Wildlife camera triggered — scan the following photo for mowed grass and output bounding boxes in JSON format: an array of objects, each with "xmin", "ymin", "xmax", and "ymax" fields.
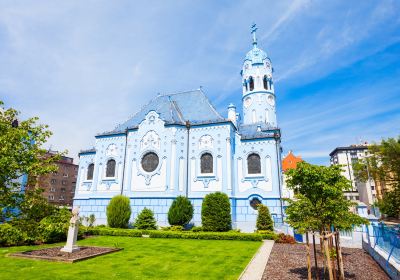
[{"xmin": 0, "ymin": 236, "xmax": 261, "ymax": 280}]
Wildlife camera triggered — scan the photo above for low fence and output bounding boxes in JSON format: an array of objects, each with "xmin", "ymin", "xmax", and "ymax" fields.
[{"xmin": 363, "ymin": 223, "xmax": 400, "ymax": 279}]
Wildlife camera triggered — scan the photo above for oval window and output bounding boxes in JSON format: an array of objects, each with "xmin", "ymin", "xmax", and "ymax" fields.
[
  {"xmin": 141, "ymin": 152, "xmax": 159, "ymax": 172},
  {"xmin": 250, "ymin": 197, "xmax": 262, "ymax": 210}
]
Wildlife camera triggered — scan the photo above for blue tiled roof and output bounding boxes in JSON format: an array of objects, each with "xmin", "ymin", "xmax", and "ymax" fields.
[
  {"xmin": 103, "ymin": 90, "xmax": 225, "ymax": 135},
  {"xmin": 238, "ymin": 123, "xmax": 279, "ymax": 140}
]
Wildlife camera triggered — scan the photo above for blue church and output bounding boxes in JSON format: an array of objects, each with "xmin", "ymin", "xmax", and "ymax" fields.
[{"xmin": 73, "ymin": 25, "xmax": 284, "ymax": 232}]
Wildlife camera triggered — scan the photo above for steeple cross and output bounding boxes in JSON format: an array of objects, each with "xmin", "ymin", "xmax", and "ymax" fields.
[{"xmin": 251, "ymin": 23, "xmax": 258, "ymax": 46}]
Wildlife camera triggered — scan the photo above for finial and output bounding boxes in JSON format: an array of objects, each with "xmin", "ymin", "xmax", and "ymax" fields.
[{"xmin": 251, "ymin": 23, "xmax": 258, "ymax": 47}]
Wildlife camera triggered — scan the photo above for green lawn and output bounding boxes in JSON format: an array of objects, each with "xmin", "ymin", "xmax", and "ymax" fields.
[{"xmin": 0, "ymin": 236, "xmax": 261, "ymax": 280}]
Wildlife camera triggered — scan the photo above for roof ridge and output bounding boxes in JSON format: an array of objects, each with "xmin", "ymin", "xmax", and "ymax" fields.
[{"xmin": 159, "ymin": 88, "xmax": 202, "ymax": 97}]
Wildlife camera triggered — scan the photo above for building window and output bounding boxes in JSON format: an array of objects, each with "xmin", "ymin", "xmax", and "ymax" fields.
[
  {"xmin": 200, "ymin": 153, "xmax": 213, "ymax": 174},
  {"xmin": 141, "ymin": 152, "xmax": 159, "ymax": 173},
  {"xmin": 50, "ymin": 187, "xmax": 56, "ymax": 192},
  {"xmin": 61, "ymin": 188, "xmax": 66, "ymax": 192},
  {"xmin": 247, "ymin": 153, "xmax": 261, "ymax": 174},
  {"xmin": 48, "ymin": 195, "xmax": 54, "ymax": 201},
  {"xmin": 63, "ymin": 173, "xmax": 68, "ymax": 177},
  {"xmin": 243, "ymin": 80, "xmax": 248, "ymax": 91},
  {"xmin": 249, "ymin": 76, "xmax": 254, "ymax": 91},
  {"xmin": 87, "ymin": 163, "xmax": 94, "ymax": 180},
  {"xmin": 51, "ymin": 179, "xmax": 57, "ymax": 184},
  {"xmin": 250, "ymin": 197, "xmax": 262, "ymax": 210},
  {"xmin": 62, "ymin": 180, "xmax": 67, "ymax": 186},
  {"xmin": 59, "ymin": 195, "xmax": 65, "ymax": 201},
  {"xmin": 263, "ymin": 76, "xmax": 268, "ymax": 90},
  {"xmin": 106, "ymin": 159, "xmax": 116, "ymax": 177}
]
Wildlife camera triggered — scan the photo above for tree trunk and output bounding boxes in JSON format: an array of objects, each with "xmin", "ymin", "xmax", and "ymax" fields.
[
  {"xmin": 320, "ymin": 230, "xmax": 326, "ymax": 275},
  {"xmin": 323, "ymin": 233, "xmax": 334, "ymax": 280},
  {"xmin": 335, "ymin": 231, "xmax": 345, "ymax": 280},
  {"xmin": 312, "ymin": 233, "xmax": 320, "ymax": 280},
  {"xmin": 306, "ymin": 232, "xmax": 312, "ymax": 280}
]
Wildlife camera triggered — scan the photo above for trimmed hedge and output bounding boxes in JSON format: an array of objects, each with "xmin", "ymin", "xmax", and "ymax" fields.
[
  {"xmin": 201, "ymin": 192, "xmax": 232, "ymax": 232},
  {"xmin": 85, "ymin": 226, "xmax": 279, "ymax": 242},
  {"xmin": 107, "ymin": 195, "xmax": 131, "ymax": 228},
  {"xmin": 168, "ymin": 196, "xmax": 194, "ymax": 226}
]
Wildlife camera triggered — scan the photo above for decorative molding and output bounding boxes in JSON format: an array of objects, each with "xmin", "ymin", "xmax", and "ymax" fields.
[
  {"xmin": 140, "ymin": 130, "xmax": 161, "ymax": 151},
  {"xmin": 199, "ymin": 135, "xmax": 213, "ymax": 149}
]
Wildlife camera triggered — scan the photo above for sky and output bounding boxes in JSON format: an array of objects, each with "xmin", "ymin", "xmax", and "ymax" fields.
[{"xmin": 1, "ymin": 0, "xmax": 400, "ymax": 165}]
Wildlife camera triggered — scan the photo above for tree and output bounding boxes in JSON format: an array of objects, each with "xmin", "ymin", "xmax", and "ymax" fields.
[
  {"xmin": 168, "ymin": 196, "xmax": 194, "ymax": 226},
  {"xmin": 285, "ymin": 162, "xmax": 369, "ymax": 280},
  {"xmin": 134, "ymin": 208, "xmax": 157, "ymax": 230},
  {"xmin": 353, "ymin": 136, "xmax": 400, "ymax": 218},
  {"xmin": 201, "ymin": 192, "xmax": 231, "ymax": 232},
  {"xmin": 106, "ymin": 195, "xmax": 131, "ymax": 228},
  {"xmin": 256, "ymin": 204, "xmax": 274, "ymax": 231},
  {"xmin": 0, "ymin": 101, "xmax": 60, "ymax": 222}
]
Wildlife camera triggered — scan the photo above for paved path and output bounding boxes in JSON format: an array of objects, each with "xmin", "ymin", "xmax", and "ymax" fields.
[{"xmin": 239, "ymin": 240, "xmax": 274, "ymax": 280}]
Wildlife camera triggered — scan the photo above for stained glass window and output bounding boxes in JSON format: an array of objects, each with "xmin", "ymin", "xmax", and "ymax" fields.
[
  {"xmin": 141, "ymin": 152, "xmax": 159, "ymax": 172},
  {"xmin": 200, "ymin": 153, "xmax": 213, "ymax": 174},
  {"xmin": 247, "ymin": 153, "xmax": 261, "ymax": 174}
]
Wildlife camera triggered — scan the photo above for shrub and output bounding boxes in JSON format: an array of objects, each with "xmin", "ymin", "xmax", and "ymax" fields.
[
  {"xmin": 168, "ymin": 196, "xmax": 194, "ymax": 226},
  {"xmin": 257, "ymin": 230, "xmax": 279, "ymax": 241},
  {"xmin": 107, "ymin": 195, "xmax": 131, "ymax": 228},
  {"xmin": 201, "ymin": 192, "xmax": 232, "ymax": 232},
  {"xmin": 134, "ymin": 208, "xmax": 157, "ymax": 230},
  {"xmin": 276, "ymin": 233, "xmax": 296, "ymax": 244},
  {"xmin": 161, "ymin": 225, "xmax": 184, "ymax": 231},
  {"xmin": 256, "ymin": 204, "xmax": 274, "ymax": 231},
  {"xmin": 148, "ymin": 231, "xmax": 264, "ymax": 241},
  {"xmin": 191, "ymin": 226, "xmax": 203, "ymax": 232},
  {"xmin": 38, "ymin": 207, "xmax": 71, "ymax": 243},
  {"xmin": 0, "ymin": 223, "xmax": 26, "ymax": 246}
]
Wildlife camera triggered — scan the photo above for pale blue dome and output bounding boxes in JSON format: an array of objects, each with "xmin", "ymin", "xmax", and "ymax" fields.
[{"xmin": 245, "ymin": 46, "xmax": 268, "ymax": 64}]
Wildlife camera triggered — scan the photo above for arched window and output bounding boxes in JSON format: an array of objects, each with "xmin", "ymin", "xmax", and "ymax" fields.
[
  {"xmin": 106, "ymin": 159, "xmax": 116, "ymax": 177},
  {"xmin": 249, "ymin": 76, "xmax": 254, "ymax": 91},
  {"xmin": 247, "ymin": 153, "xmax": 261, "ymax": 174},
  {"xmin": 263, "ymin": 76, "xmax": 269, "ymax": 90},
  {"xmin": 87, "ymin": 163, "xmax": 94, "ymax": 180},
  {"xmin": 243, "ymin": 80, "xmax": 248, "ymax": 91},
  {"xmin": 200, "ymin": 153, "xmax": 213, "ymax": 174}
]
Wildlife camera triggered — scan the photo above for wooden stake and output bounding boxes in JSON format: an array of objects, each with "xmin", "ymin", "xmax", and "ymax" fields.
[
  {"xmin": 323, "ymin": 234, "xmax": 334, "ymax": 280},
  {"xmin": 329, "ymin": 234, "xmax": 337, "ymax": 280},
  {"xmin": 312, "ymin": 233, "xmax": 319, "ymax": 280},
  {"xmin": 306, "ymin": 232, "xmax": 312, "ymax": 280},
  {"xmin": 335, "ymin": 231, "xmax": 345, "ymax": 280}
]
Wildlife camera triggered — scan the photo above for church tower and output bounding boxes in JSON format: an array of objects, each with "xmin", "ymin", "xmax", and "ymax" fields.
[{"xmin": 241, "ymin": 24, "xmax": 277, "ymax": 127}]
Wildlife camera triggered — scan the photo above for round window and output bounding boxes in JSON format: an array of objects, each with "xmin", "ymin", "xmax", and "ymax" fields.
[
  {"xmin": 250, "ymin": 197, "xmax": 262, "ymax": 210},
  {"xmin": 141, "ymin": 152, "xmax": 159, "ymax": 172}
]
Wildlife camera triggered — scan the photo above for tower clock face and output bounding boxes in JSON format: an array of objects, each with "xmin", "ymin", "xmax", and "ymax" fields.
[
  {"xmin": 267, "ymin": 95, "xmax": 275, "ymax": 106},
  {"xmin": 244, "ymin": 96, "xmax": 252, "ymax": 108}
]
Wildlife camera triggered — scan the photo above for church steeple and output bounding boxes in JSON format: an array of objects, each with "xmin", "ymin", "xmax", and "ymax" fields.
[{"xmin": 241, "ymin": 24, "xmax": 277, "ymax": 127}]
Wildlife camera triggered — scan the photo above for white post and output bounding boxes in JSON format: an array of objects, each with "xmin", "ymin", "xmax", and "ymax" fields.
[{"xmin": 61, "ymin": 207, "xmax": 80, "ymax": 253}]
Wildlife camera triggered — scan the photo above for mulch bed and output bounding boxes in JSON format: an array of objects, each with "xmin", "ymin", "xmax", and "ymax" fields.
[
  {"xmin": 10, "ymin": 246, "xmax": 122, "ymax": 263},
  {"xmin": 263, "ymin": 243, "xmax": 389, "ymax": 280}
]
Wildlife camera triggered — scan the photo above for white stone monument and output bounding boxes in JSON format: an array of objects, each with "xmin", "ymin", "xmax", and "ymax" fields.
[{"xmin": 61, "ymin": 207, "xmax": 80, "ymax": 253}]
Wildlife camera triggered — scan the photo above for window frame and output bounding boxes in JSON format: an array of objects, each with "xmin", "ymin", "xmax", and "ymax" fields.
[
  {"xmin": 86, "ymin": 163, "xmax": 94, "ymax": 181},
  {"xmin": 247, "ymin": 153, "xmax": 262, "ymax": 175},
  {"xmin": 200, "ymin": 152, "xmax": 213, "ymax": 175},
  {"xmin": 105, "ymin": 159, "xmax": 117, "ymax": 178},
  {"xmin": 141, "ymin": 152, "xmax": 160, "ymax": 174}
]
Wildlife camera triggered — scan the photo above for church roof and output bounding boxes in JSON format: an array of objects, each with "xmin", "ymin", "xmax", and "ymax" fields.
[
  {"xmin": 245, "ymin": 46, "xmax": 269, "ymax": 65},
  {"xmin": 102, "ymin": 89, "xmax": 225, "ymax": 135},
  {"xmin": 238, "ymin": 123, "xmax": 279, "ymax": 140}
]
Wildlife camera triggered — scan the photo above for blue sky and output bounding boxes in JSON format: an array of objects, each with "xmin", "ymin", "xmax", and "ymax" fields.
[{"xmin": 1, "ymin": 0, "xmax": 399, "ymax": 165}]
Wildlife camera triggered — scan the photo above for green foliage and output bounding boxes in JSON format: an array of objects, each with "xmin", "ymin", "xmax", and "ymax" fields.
[
  {"xmin": 191, "ymin": 226, "xmax": 203, "ymax": 232},
  {"xmin": 161, "ymin": 225, "xmax": 184, "ymax": 231},
  {"xmin": 285, "ymin": 162, "xmax": 369, "ymax": 233},
  {"xmin": 201, "ymin": 192, "xmax": 232, "ymax": 232},
  {"xmin": 167, "ymin": 196, "xmax": 194, "ymax": 226},
  {"xmin": 148, "ymin": 231, "xmax": 263, "ymax": 241},
  {"xmin": 256, "ymin": 204, "xmax": 274, "ymax": 231},
  {"xmin": 106, "ymin": 195, "xmax": 131, "ymax": 228},
  {"xmin": 134, "ymin": 208, "xmax": 157, "ymax": 230},
  {"xmin": 376, "ymin": 188, "xmax": 400, "ymax": 218},
  {"xmin": 0, "ymin": 101, "xmax": 63, "ymax": 222},
  {"xmin": 353, "ymin": 136, "xmax": 400, "ymax": 218},
  {"xmin": 80, "ymin": 214, "xmax": 96, "ymax": 227},
  {"xmin": 38, "ymin": 208, "xmax": 71, "ymax": 243},
  {"xmin": 0, "ymin": 223, "xmax": 26, "ymax": 246},
  {"xmin": 256, "ymin": 230, "xmax": 279, "ymax": 241}
]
